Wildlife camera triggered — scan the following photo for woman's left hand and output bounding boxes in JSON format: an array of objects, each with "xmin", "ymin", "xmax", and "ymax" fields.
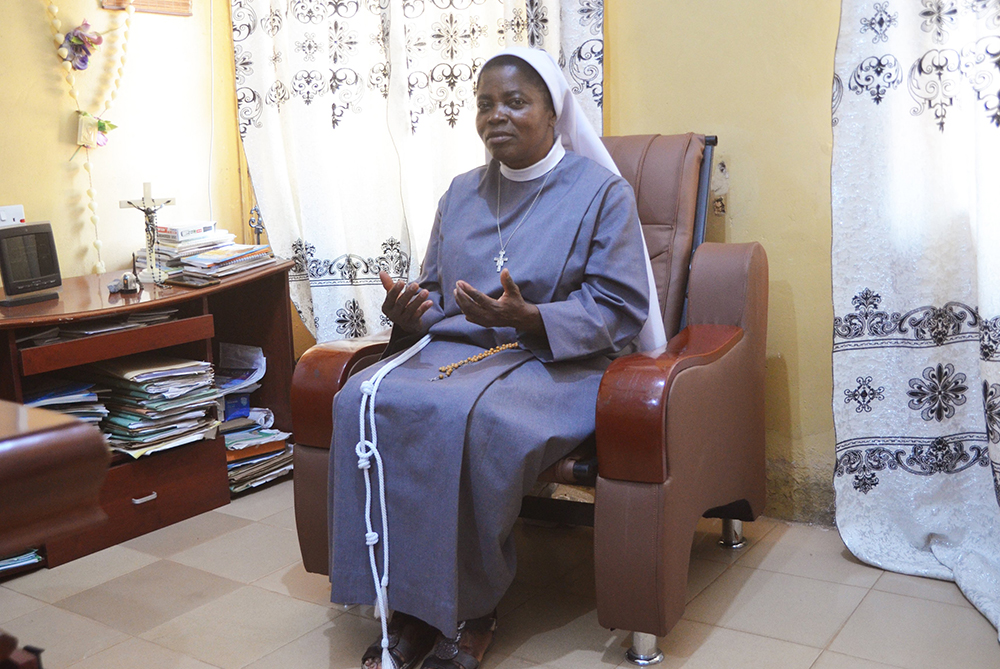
[{"xmin": 454, "ymin": 269, "xmax": 545, "ymax": 336}]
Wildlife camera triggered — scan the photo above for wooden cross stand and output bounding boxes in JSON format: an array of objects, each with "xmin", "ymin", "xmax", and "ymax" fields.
[{"xmin": 119, "ymin": 182, "xmax": 175, "ymax": 285}]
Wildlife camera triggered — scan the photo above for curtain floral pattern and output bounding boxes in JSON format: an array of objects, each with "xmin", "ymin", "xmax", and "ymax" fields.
[
  {"xmin": 832, "ymin": 0, "xmax": 1000, "ymax": 639},
  {"xmin": 230, "ymin": 0, "xmax": 605, "ymax": 342}
]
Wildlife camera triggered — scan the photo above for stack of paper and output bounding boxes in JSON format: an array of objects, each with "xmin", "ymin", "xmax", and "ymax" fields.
[
  {"xmin": 229, "ymin": 444, "xmax": 294, "ymax": 494},
  {"xmin": 0, "ymin": 549, "xmax": 43, "ymax": 576},
  {"xmin": 215, "ymin": 342, "xmax": 293, "ymax": 492},
  {"xmin": 87, "ymin": 353, "xmax": 220, "ymax": 459},
  {"xmin": 136, "ymin": 229, "xmax": 237, "ymax": 277},
  {"xmin": 181, "ymin": 244, "xmax": 275, "ymax": 279},
  {"xmin": 16, "ymin": 311, "xmax": 179, "ymax": 348},
  {"xmin": 23, "ymin": 378, "xmax": 109, "ymax": 424}
]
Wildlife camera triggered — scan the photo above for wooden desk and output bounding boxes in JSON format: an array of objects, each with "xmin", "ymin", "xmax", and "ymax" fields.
[{"xmin": 0, "ymin": 261, "xmax": 295, "ymax": 565}]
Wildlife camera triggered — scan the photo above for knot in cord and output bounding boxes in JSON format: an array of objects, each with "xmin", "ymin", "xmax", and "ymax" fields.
[
  {"xmin": 360, "ymin": 380, "xmax": 376, "ymax": 395},
  {"xmin": 355, "ymin": 440, "xmax": 374, "ymax": 469},
  {"xmin": 365, "ymin": 531, "xmax": 379, "ymax": 546}
]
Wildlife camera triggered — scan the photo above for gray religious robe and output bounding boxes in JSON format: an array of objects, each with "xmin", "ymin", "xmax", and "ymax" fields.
[{"xmin": 329, "ymin": 152, "xmax": 649, "ymax": 636}]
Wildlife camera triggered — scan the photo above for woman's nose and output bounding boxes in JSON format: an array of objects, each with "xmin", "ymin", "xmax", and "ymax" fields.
[{"xmin": 489, "ymin": 106, "xmax": 507, "ymax": 123}]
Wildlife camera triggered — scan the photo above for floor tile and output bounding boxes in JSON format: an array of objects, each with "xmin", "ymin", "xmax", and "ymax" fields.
[
  {"xmin": 1, "ymin": 605, "xmax": 128, "ymax": 669},
  {"xmin": 55, "ymin": 560, "xmax": 241, "ymax": 635},
  {"xmin": 141, "ymin": 585, "xmax": 335, "ymax": 669},
  {"xmin": 811, "ymin": 651, "xmax": 906, "ymax": 669},
  {"xmin": 737, "ymin": 523, "xmax": 883, "ymax": 588},
  {"xmin": 682, "ymin": 565, "xmax": 868, "ymax": 648},
  {"xmin": 685, "ymin": 558, "xmax": 728, "ymax": 604},
  {"xmin": 63, "ymin": 637, "xmax": 218, "ymax": 669},
  {"xmin": 689, "ymin": 517, "xmax": 779, "ymax": 565},
  {"xmin": 2, "ymin": 546, "xmax": 157, "ymax": 604},
  {"xmin": 491, "ymin": 590, "xmax": 630, "ymax": 668},
  {"xmin": 253, "ymin": 560, "xmax": 340, "ymax": 608},
  {"xmin": 649, "ymin": 619, "xmax": 821, "ymax": 669},
  {"xmin": 481, "ymin": 654, "xmax": 542, "ymax": 669},
  {"xmin": 121, "ymin": 509, "xmax": 252, "ymax": 558},
  {"xmin": 513, "ymin": 521, "xmax": 593, "ymax": 587},
  {"xmin": 0, "ymin": 586, "xmax": 46, "ymax": 624},
  {"xmin": 217, "ymin": 479, "xmax": 294, "ymax": 521},
  {"xmin": 829, "ymin": 590, "xmax": 1000, "ymax": 669},
  {"xmin": 243, "ymin": 610, "xmax": 381, "ymax": 669},
  {"xmin": 169, "ymin": 522, "xmax": 301, "ymax": 583},
  {"xmin": 259, "ymin": 506, "xmax": 297, "ymax": 531},
  {"xmin": 872, "ymin": 570, "xmax": 973, "ymax": 609}
]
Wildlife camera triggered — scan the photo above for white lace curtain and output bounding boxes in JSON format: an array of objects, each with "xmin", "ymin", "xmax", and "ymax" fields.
[
  {"xmin": 831, "ymin": 0, "xmax": 1000, "ymax": 639},
  {"xmin": 230, "ymin": 0, "xmax": 605, "ymax": 342}
]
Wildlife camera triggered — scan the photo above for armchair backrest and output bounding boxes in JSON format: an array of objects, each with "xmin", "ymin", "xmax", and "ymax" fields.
[{"xmin": 601, "ymin": 134, "xmax": 709, "ymax": 339}]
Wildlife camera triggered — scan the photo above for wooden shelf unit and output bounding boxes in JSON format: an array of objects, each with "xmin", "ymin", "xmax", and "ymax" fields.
[{"xmin": 0, "ymin": 261, "xmax": 295, "ymax": 566}]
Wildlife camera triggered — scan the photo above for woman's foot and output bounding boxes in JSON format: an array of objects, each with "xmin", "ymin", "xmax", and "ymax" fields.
[
  {"xmin": 421, "ymin": 611, "xmax": 497, "ymax": 669},
  {"xmin": 362, "ymin": 611, "xmax": 438, "ymax": 669}
]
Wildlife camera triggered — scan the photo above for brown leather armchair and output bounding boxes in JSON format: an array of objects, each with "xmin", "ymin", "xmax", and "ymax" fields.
[{"xmin": 291, "ymin": 134, "xmax": 768, "ymax": 664}]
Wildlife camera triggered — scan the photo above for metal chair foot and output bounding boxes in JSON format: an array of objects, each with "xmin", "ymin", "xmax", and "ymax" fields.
[
  {"xmin": 625, "ymin": 632, "xmax": 663, "ymax": 665},
  {"xmin": 719, "ymin": 518, "xmax": 746, "ymax": 549}
]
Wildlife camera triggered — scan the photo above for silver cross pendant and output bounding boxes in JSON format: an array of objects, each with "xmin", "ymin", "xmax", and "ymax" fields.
[{"xmin": 494, "ymin": 249, "xmax": 508, "ymax": 272}]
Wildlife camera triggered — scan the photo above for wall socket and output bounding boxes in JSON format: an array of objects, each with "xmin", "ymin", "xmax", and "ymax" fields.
[{"xmin": 0, "ymin": 205, "xmax": 26, "ymax": 228}]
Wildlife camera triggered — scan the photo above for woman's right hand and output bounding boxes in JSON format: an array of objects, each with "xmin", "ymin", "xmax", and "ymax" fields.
[{"xmin": 380, "ymin": 271, "xmax": 433, "ymax": 333}]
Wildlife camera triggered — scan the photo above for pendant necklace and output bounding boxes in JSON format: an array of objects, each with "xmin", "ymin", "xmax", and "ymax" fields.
[{"xmin": 494, "ymin": 169, "xmax": 552, "ymax": 272}]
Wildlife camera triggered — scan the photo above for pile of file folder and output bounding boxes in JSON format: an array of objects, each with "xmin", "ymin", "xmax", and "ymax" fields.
[
  {"xmin": 86, "ymin": 353, "xmax": 220, "ymax": 459},
  {"xmin": 23, "ymin": 378, "xmax": 110, "ymax": 424},
  {"xmin": 215, "ymin": 343, "xmax": 292, "ymax": 493}
]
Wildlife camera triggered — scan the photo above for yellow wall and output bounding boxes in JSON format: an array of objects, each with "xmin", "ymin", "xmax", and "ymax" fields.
[
  {"xmin": 606, "ymin": 0, "xmax": 842, "ymax": 523},
  {"xmin": 0, "ymin": 0, "xmax": 244, "ymax": 278}
]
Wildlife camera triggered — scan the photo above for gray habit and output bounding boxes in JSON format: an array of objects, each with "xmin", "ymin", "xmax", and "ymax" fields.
[{"xmin": 329, "ymin": 152, "xmax": 649, "ymax": 636}]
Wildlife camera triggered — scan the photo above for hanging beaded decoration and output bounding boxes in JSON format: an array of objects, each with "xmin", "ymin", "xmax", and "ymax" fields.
[{"xmin": 45, "ymin": 0, "xmax": 135, "ymax": 274}]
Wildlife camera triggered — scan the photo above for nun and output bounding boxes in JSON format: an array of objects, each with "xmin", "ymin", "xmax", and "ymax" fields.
[{"xmin": 329, "ymin": 46, "xmax": 665, "ymax": 669}]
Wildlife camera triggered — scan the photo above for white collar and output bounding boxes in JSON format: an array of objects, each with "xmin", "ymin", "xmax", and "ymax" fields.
[{"xmin": 499, "ymin": 139, "xmax": 565, "ymax": 182}]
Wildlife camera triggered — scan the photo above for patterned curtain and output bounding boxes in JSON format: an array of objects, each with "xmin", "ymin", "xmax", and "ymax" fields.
[
  {"xmin": 831, "ymin": 0, "xmax": 1000, "ymax": 638},
  {"xmin": 230, "ymin": 0, "xmax": 605, "ymax": 342}
]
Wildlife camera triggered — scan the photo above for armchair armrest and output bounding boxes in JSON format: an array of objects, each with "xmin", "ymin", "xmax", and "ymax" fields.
[
  {"xmin": 290, "ymin": 336, "xmax": 389, "ymax": 449},
  {"xmin": 595, "ymin": 324, "xmax": 743, "ymax": 484}
]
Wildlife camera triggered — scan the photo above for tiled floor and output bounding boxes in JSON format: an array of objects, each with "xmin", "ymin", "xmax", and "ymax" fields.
[{"xmin": 2, "ymin": 478, "xmax": 998, "ymax": 669}]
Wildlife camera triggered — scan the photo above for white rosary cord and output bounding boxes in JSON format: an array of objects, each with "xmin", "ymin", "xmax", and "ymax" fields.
[{"xmin": 355, "ymin": 333, "xmax": 432, "ymax": 669}]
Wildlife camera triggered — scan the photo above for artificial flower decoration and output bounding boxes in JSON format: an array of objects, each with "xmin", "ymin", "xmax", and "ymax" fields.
[
  {"xmin": 60, "ymin": 20, "xmax": 103, "ymax": 70},
  {"xmin": 76, "ymin": 111, "xmax": 117, "ymax": 151}
]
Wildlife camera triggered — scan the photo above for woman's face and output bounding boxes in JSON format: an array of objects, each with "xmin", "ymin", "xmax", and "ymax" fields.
[{"xmin": 476, "ymin": 63, "xmax": 556, "ymax": 170}]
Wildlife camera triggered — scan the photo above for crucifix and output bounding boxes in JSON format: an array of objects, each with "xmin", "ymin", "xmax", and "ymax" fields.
[
  {"xmin": 494, "ymin": 250, "xmax": 507, "ymax": 272},
  {"xmin": 120, "ymin": 182, "xmax": 175, "ymax": 285}
]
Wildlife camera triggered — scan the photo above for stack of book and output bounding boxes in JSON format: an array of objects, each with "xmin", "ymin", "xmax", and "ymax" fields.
[
  {"xmin": 86, "ymin": 353, "xmax": 220, "ymax": 459},
  {"xmin": 215, "ymin": 342, "xmax": 293, "ymax": 493},
  {"xmin": 181, "ymin": 243, "xmax": 275, "ymax": 279},
  {"xmin": 222, "ymin": 417, "xmax": 293, "ymax": 493},
  {"xmin": 135, "ymin": 220, "xmax": 236, "ymax": 278},
  {"xmin": 23, "ymin": 378, "xmax": 109, "ymax": 425}
]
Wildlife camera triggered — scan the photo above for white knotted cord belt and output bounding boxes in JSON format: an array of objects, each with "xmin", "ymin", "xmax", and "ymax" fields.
[{"xmin": 355, "ymin": 333, "xmax": 432, "ymax": 669}]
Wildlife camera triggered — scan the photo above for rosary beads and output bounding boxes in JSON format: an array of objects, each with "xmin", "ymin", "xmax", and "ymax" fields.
[
  {"xmin": 436, "ymin": 342, "xmax": 520, "ymax": 380},
  {"xmin": 47, "ymin": 0, "xmax": 135, "ymax": 274}
]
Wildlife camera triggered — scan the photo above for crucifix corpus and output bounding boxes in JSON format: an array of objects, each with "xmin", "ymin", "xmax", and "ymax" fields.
[{"xmin": 120, "ymin": 182, "xmax": 175, "ymax": 285}]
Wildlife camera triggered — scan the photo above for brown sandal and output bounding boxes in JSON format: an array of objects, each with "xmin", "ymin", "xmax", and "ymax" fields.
[
  {"xmin": 362, "ymin": 611, "xmax": 438, "ymax": 669},
  {"xmin": 420, "ymin": 611, "xmax": 497, "ymax": 669}
]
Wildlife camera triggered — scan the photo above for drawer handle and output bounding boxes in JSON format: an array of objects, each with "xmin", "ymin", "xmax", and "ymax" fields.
[{"xmin": 131, "ymin": 492, "xmax": 158, "ymax": 505}]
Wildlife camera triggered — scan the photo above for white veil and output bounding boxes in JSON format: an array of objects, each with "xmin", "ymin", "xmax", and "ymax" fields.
[{"xmin": 484, "ymin": 47, "xmax": 667, "ymax": 352}]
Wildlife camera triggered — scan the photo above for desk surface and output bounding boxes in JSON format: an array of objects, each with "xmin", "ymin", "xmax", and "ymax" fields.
[{"xmin": 0, "ymin": 260, "xmax": 295, "ymax": 328}]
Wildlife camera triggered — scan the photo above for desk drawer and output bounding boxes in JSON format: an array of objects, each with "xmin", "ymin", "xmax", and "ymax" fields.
[{"xmin": 45, "ymin": 438, "xmax": 229, "ymax": 566}]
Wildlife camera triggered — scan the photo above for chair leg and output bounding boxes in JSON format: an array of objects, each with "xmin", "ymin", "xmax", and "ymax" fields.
[
  {"xmin": 625, "ymin": 632, "xmax": 664, "ymax": 666},
  {"xmin": 718, "ymin": 518, "xmax": 746, "ymax": 549}
]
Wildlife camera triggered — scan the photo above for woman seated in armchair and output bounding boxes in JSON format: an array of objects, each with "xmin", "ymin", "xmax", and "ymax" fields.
[{"xmin": 330, "ymin": 46, "xmax": 665, "ymax": 669}]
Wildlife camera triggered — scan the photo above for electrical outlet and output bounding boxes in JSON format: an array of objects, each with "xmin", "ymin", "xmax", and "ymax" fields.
[{"xmin": 0, "ymin": 205, "xmax": 26, "ymax": 228}]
